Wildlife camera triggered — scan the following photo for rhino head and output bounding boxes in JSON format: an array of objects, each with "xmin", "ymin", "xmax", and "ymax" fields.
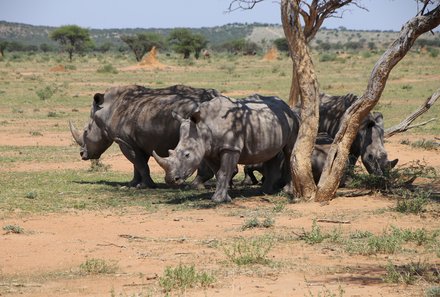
[
  {"xmin": 153, "ymin": 109, "xmax": 207, "ymax": 185},
  {"xmin": 359, "ymin": 112, "xmax": 398, "ymax": 175},
  {"xmin": 69, "ymin": 93, "xmax": 113, "ymax": 160}
]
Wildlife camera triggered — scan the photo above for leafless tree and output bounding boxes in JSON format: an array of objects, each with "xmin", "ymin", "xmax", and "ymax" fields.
[
  {"xmin": 228, "ymin": 0, "xmax": 364, "ymax": 107},
  {"xmin": 229, "ymin": 0, "xmax": 440, "ymax": 201}
]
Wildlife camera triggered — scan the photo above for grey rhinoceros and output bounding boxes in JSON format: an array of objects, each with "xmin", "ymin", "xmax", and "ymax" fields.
[
  {"xmin": 69, "ymin": 84, "xmax": 220, "ymax": 189},
  {"xmin": 319, "ymin": 93, "xmax": 398, "ymax": 175},
  {"xmin": 242, "ymin": 133, "xmax": 336, "ymax": 186},
  {"xmin": 243, "ymin": 93, "xmax": 397, "ymax": 187},
  {"xmin": 152, "ymin": 94, "xmax": 300, "ymax": 202}
]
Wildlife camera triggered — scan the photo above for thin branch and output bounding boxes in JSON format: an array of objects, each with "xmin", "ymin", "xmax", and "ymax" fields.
[{"xmin": 385, "ymin": 88, "xmax": 440, "ymax": 138}]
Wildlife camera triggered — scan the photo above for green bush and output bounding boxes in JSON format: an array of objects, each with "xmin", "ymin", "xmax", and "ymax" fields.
[
  {"xmin": 36, "ymin": 86, "xmax": 55, "ymax": 100},
  {"xmin": 319, "ymin": 53, "xmax": 337, "ymax": 62},
  {"xmin": 159, "ymin": 264, "xmax": 215, "ymax": 293},
  {"xmin": 79, "ymin": 258, "xmax": 117, "ymax": 275},
  {"xmin": 223, "ymin": 235, "xmax": 274, "ymax": 265},
  {"xmin": 96, "ymin": 63, "xmax": 118, "ymax": 74}
]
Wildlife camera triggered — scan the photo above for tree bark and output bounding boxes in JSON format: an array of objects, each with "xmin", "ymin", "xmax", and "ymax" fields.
[
  {"xmin": 315, "ymin": 6, "xmax": 440, "ymax": 202},
  {"xmin": 282, "ymin": 0, "xmax": 319, "ymax": 200},
  {"xmin": 384, "ymin": 88, "xmax": 440, "ymax": 138},
  {"xmin": 288, "ymin": 67, "xmax": 300, "ymax": 107}
]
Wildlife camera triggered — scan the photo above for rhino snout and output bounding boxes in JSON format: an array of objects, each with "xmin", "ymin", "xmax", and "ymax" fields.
[{"xmin": 80, "ymin": 148, "xmax": 89, "ymax": 160}]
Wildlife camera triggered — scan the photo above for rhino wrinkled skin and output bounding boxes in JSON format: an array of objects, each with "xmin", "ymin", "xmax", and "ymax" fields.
[
  {"xmin": 319, "ymin": 93, "xmax": 398, "ymax": 175},
  {"xmin": 243, "ymin": 93, "xmax": 397, "ymax": 186},
  {"xmin": 153, "ymin": 94, "xmax": 300, "ymax": 203},
  {"xmin": 70, "ymin": 84, "xmax": 220, "ymax": 189}
]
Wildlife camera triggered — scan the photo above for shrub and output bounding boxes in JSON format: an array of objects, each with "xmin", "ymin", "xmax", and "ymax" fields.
[
  {"xmin": 298, "ymin": 219, "xmax": 329, "ymax": 245},
  {"xmin": 96, "ymin": 63, "xmax": 118, "ymax": 74},
  {"xmin": 79, "ymin": 258, "xmax": 117, "ymax": 275},
  {"xmin": 319, "ymin": 53, "xmax": 337, "ymax": 62},
  {"xmin": 159, "ymin": 264, "xmax": 215, "ymax": 293},
  {"xmin": 394, "ymin": 189, "xmax": 430, "ymax": 214},
  {"xmin": 36, "ymin": 86, "xmax": 55, "ymax": 100},
  {"xmin": 223, "ymin": 235, "xmax": 274, "ymax": 265},
  {"xmin": 3, "ymin": 225, "xmax": 24, "ymax": 234}
]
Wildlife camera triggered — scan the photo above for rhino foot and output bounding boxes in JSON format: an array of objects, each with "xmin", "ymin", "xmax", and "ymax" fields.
[
  {"xmin": 211, "ymin": 193, "xmax": 232, "ymax": 203},
  {"xmin": 132, "ymin": 182, "xmax": 157, "ymax": 189}
]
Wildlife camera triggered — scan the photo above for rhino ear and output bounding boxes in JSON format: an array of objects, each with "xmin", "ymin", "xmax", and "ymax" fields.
[
  {"xmin": 190, "ymin": 108, "xmax": 201, "ymax": 124},
  {"xmin": 94, "ymin": 93, "xmax": 104, "ymax": 106},
  {"xmin": 372, "ymin": 112, "xmax": 384, "ymax": 126},
  {"xmin": 172, "ymin": 111, "xmax": 185, "ymax": 123}
]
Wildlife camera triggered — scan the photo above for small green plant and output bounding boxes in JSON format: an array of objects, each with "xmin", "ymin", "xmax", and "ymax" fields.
[
  {"xmin": 36, "ymin": 85, "xmax": 55, "ymax": 100},
  {"xmin": 410, "ymin": 139, "xmax": 439, "ymax": 151},
  {"xmin": 25, "ymin": 191, "xmax": 38, "ymax": 199},
  {"xmin": 394, "ymin": 189, "xmax": 430, "ymax": 214},
  {"xmin": 299, "ymin": 219, "xmax": 329, "ymax": 245},
  {"xmin": 426, "ymin": 286, "xmax": 440, "ymax": 297},
  {"xmin": 97, "ymin": 63, "xmax": 118, "ymax": 74},
  {"xmin": 79, "ymin": 258, "xmax": 117, "ymax": 275},
  {"xmin": 319, "ymin": 53, "xmax": 337, "ymax": 62},
  {"xmin": 29, "ymin": 131, "xmax": 43, "ymax": 136},
  {"xmin": 3, "ymin": 225, "xmax": 24, "ymax": 234},
  {"xmin": 241, "ymin": 216, "xmax": 274, "ymax": 230},
  {"xmin": 383, "ymin": 260, "xmax": 437, "ymax": 285},
  {"xmin": 223, "ymin": 235, "xmax": 274, "ymax": 265},
  {"xmin": 89, "ymin": 159, "xmax": 111, "ymax": 172},
  {"xmin": 159, "ymin": 263, "xmax": 215, "ymax": 293},
  {"xmin": 47, "ymin": 111, "xmax": 59, "ymax": 118}
]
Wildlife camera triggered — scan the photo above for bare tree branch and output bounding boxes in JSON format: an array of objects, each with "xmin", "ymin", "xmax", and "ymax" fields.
[
  {"xmin": 385, "ymin": 88, "xmax": 440, "ymax": 138},
  {"xmin": 316, "ymin": 5, "xmax": 440, "ymax": 201}
]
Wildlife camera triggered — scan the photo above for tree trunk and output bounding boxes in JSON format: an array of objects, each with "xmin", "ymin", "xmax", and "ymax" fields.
[
  {"xmin": 315, "ymin": 7, "xmax": 440, "ymax": 202},
  {"xmin": 282, "ymin": 0, "xmax": 319, "ymax": 200},
  {"xmin": 288, "ymin": 67, "xmax": 300, "ymax": 107}
]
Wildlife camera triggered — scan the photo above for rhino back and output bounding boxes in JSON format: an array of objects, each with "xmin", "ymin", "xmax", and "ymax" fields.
[
  {"xmin": 201, "ymin": 95, "xmax": 297, "ymax": 164},
  {"xmin": 99, "ymin": 85, "xmax": 216, "ymax": 155}
]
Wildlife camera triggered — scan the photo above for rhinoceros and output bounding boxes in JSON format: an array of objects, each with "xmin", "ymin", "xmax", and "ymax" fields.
[
  {"xmin": 319, "ymin": 93, "xmax": 398, "ymax": 175},
  {"xmin": 242, "ymin": 92, "xmax": 396, "ymax": 186},
  {"xmin": 152, "ymin": 94, "xmax": 300, "ymax": 202},
  {"xmin": 242, "ymin": 133, "xmax": 336, "ymax": 186},
  {"xmin": 69, "ymin": 84, "xmax": 220, "ymax": 189}
]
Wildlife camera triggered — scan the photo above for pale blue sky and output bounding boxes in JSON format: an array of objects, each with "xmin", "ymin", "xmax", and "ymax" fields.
[{"xmin": 0, "ymin": 0, "xmax": 434, "ymax": 31}]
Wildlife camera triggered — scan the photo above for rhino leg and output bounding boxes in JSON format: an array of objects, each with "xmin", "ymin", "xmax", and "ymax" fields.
[
  {"xmin": 118, "ymin": 141, "xmax": 157, "ymax": 189},
  {"xmin": 262, "ymin": 156, "xmax": 283, "ymax": 194},
  {"xmin": 211, "ymin": 150, "xmax": 239, "ymax": 203},
  {"xmin": 190, "ymin": 160, "xmax": 214, "ymax": 190},
  {"xmin": 242, "ymin": 164, "xmax": 261, "ymax": 185},
  {"xmin": 128, "ymin": 168, "xmax": 142, "ymax": 188}
]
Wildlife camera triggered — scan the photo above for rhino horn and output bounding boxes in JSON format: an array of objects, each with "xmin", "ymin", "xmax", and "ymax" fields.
[
  {"xmin": 152, "ymin": 150, "xmax": 171, "ymax": 171},
  {"xmin": 69, "ymin": 121, "xmax": 84, "ymax": 146}
]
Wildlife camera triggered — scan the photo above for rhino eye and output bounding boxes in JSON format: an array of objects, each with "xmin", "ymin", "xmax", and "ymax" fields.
[{"xmin": 184, "ymin": 152, "xmax": 190, "ymax": 159}]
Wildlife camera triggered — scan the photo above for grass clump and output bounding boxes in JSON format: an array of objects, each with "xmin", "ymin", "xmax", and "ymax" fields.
[
  {"xmin": 394, "ymin": 189, "xmax": 430, "ymax": 214},
  {"xmin": 89, "ymin": 159, "xmax": 111, "ymax": 172},
  {"xmin": 3, "ymin": 224, "xmax": 24, "ymax": 234},
  {"xmin": 384, "ymin": 259, "xmax": 439, "ymax": 285},
  {"xmin": 241, "ymin": 216, "xmax": 274, "ymax": 230},
  {"xmin": 96, "ymin": 63, "xmax": 118, "ymax": 74},
  {"xmin": 36, "ymin": 85, "xmax": 55, "ymax": 100},
  {"xmin": 426, "ymin": 286, "xmax": 440, "ymax": 297},
  {"xmin": 223, "ymin": 235, "xmax": 274, "ymax": 266},
  {"xmin": 410, "ymin": 139, "xmax": 439, "ymax": 151},
  {"xmin": 349, "ymin": 160, "xmax": 437, "ymax": 191},
  {"xmin": 79, "ymin": 258, "xmax": 117, "ymax": 275},
  {"xmin": 159, "ymin": 263, "xmax": 215, "ymax": 293},
  {"xmin": 298, "ymin": 219, "xmax": 329, "ymax": 245}
]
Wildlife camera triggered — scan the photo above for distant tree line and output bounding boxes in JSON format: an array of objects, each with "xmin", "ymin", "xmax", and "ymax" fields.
[{"xmin": 1, "ymin": 23, "xmax": 439, "ymax": 60}]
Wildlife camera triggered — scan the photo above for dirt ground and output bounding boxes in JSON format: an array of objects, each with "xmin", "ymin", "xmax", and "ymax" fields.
[{"xmin": 0, "ymin": 128, "xmax": 439, "ymax": 297}]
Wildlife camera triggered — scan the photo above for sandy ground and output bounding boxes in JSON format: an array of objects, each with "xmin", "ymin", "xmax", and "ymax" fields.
[{"xmin": 0, "ymin": 128, "xmax": 439, "ymax": 297}]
